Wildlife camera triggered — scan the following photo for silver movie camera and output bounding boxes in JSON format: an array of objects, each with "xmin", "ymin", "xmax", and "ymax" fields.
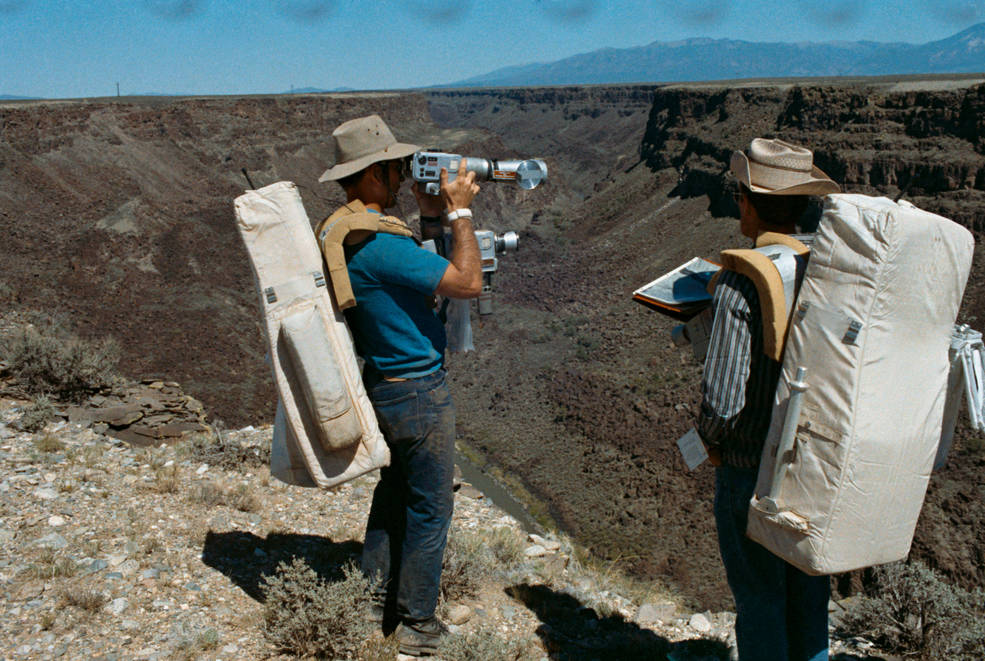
[
  {"xmin": 411, "ymin": 151, "xmax": 548, "ymax": 196},
  {"xmin": 474, "ymin": 229, "xmax": 519, "ymax": 315},
  {"xmin": 431, "ymin": 228, "xmax": 518, "ymax": 316}
]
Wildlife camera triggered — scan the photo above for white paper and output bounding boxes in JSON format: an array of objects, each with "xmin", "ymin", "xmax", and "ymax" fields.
[{"xmin": 676, "ymin": 427, "xmax": 708, "ymax": 471}]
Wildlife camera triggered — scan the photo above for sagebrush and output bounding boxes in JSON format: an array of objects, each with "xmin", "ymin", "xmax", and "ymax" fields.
[
  {"xmin": 437, "ymin": 629, "xmax": 533, "ymax": 660},
  {"xmin": 18, "ymin": 395, "xmax": 55, "ymax": 433},
  {"xmin": 837, "ymin": 560, "xmax": 985, "ymax": 659},
  {"xmin": 441, "ymin": 528, "xmax": 496, "ymax": 603},
  {"xmin": 1, "ymin": 323, "xmax": 119, "ymax": 401},
  {"xmin": 261, "ymin": 558, "xmax": 375, "ymax": 659}
]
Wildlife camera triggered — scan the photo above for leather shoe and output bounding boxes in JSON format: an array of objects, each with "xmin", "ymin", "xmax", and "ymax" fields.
[{"xmin": 394, "ymin": 617, "xmax": 449, "ymax": 656}]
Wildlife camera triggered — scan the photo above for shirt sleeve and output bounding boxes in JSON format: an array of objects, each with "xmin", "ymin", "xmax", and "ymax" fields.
[
  {"xmin": 697, "ymin": 270, "xmax": 755, "ymax": 450},
  {"xmin": 369, "ymin": 234, "xmax": 450, "ymax": 295}
]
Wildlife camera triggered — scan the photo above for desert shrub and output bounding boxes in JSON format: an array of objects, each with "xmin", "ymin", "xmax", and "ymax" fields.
[
  {"xmin": 19, "ymin": 395, "xmax": 56, "ymax": 433},
  {"xmin": 153, "ymin": 464, "xmax": 181, "ymax": 494},
  {"xmin": 260, "ymin": 558, "xmax": 375, "ymax": 659},
  {"xmin": 437, "ymin": 630, "xmax": 533, "ymax": 660},
  {"xmin": 29, "ymin": 548, "xmax": 78, "ymax": 580},
  {"xmin": 186, "ymin": 480, "xmax": 260, "ymax": 512},
  {"xmin": 486, "ymin": 526, "xmax": 526, "ymax": 569},
  {"xmin": 229, "ymin": 483, "xmax": 260, "ymax": 513},
  {"xmin": 836, "ymin": 560, "xmax": 985, "ymax": 659},
  {"xmin": 1, "ymin": 323, "xmax": 119, "ymax": 401},
  {"xmin": 189, "ymin": 481, "xmax": 226, "ymax": 507},
  {"xmin": 177, "ymin": 426, "xmax": 269, "ymax": 470},
  {"xmin": 33, "ymin": 431, "xmax": 65, "ymax": 454},
  {"xmin": 40, "ymin": 611, "xmax": 57, "ymax": 631},
  {"xmin": 441, "ymin": 528, "xmax": 495, "ymax": 603},
  {"xmin": 61, "ymin": 587, "xmax": 107, "ymax": 612},
  {"xmin": 359, "ymin": 634, "xmax": 400, "ymax": 660},
  {"xmin": 172, "ymin": 624, "xmax": 220, "ymax": 660}
]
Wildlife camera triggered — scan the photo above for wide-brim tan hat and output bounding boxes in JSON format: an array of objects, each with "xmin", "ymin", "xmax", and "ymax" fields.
[
  {"xmin": 318, "ymin": 114, "xmax": 419, "ymax": 182},
  {"xmin": 730, "ymin": 138, "xmax": 840, "ymax": 196}
]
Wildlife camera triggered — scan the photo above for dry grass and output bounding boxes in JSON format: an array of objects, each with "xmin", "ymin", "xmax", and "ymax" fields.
[
  {"xmin": 81, "ymin": 444, "xmax": 105, "ymax": 468},
  {"xmin": 61, "ymin": 586, "xmax": 107, "ymax": 612},
  {"xmin": 189, "ymin": 481, "xmax": 225, "ymax": 507},
  {"xmin": 441, "ymin": 528, "xmax": 497, "ymax": 603},
  {"xmin": 485, "ymin": 525, "xmax": 526, "ymax": 569},
  {"xmin": 172, "ymin": 624, "xmax": 221, "ymax": 661},
  {"xmin": 27, "ymin": 548, "xmax": 78, "ymax": 580},
  {"xmin": 186, "ymin": 480, "xmax": 260, "ymax": 513},
  {"xmin": 33, "ymin": 431, "xmax": 65, "ymax": 454},
  {"xmin": 153, "ymin": 464, "xmax": 181, "ymax": 494},
  {"xmin": 177, "ymin": 427, "xmax": 269, "ymax": 471}
]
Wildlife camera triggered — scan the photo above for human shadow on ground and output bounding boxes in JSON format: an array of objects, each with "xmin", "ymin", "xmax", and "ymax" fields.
[
  {"xmin": 201, "ymin": 530, "xmax": 362, "ymax": 601},
  {"xmin": 507, "ymin": 583, "xmax": 730, "ymax": 661}
]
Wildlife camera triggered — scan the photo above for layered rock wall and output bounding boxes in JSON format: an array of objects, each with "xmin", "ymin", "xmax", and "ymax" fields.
[{"xmin": 642, "ymin": 81, "xmax": 985, "ymax": 230}]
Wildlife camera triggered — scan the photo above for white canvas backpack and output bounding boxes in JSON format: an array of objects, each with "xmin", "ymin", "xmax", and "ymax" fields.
[
  {"xmin": 746, "ymin": 194, "xmax": 974, "ymax": 575},
  {"xmin": 233, "ymin": 181, "xmax": 389, "ymax": 488}
]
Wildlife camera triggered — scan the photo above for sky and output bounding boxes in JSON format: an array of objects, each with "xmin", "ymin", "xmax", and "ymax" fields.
[{"xmin": 1, "ymin": 0, "xmax": 984, "ymax": 99}]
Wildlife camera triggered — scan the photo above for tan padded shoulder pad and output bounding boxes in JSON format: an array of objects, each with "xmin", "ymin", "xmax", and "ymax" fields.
[
  {"xmin": 755, "ymin": 231, "xmax": 810, "ymax": 256},
  {"xmin": 714, "ymin": 233, "xmax": 809, "ymax": 361},
  {"xmin": 317, "ymin": 201, "xmax": 414, "ymax": 310}
]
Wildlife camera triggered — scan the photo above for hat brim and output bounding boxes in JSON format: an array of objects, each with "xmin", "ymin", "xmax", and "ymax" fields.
[
  {"xmin": 318, "ymin": 141, "xmax": 420, "ymax": 182},
  {"xmin": 730, "ymin": 151, "xmax": 840, "ymax": 196}
]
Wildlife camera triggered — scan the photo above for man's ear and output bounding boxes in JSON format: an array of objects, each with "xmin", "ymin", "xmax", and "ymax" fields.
[{"xmin": 369, "ymin": 162, "xmax": 386, "ymax": 186}]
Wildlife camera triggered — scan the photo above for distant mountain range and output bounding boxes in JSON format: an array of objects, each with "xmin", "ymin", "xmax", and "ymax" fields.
[
  {"xmin": 4, "ymin": 24, "xmax": 984, "ymax": 100},
  {"xmin": 285, "ymin": 86, "xmax": 355, "ymax": 94},
  {"xmin": 445, "ymin": 22, "xmax": 985, "ymax": 88}
]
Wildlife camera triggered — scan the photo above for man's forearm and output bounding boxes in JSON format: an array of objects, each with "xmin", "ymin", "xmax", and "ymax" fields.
[{"xmin": 448, "ymin": 216, "xmax": 481, "ymax": 287}]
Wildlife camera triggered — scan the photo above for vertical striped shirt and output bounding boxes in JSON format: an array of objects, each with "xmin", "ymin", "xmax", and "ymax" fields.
[{"xmin": 697, "ymin": 269, "xmax": 784, "ymax": 469}]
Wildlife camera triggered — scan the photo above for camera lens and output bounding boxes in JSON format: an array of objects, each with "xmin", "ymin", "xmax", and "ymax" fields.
[{"xmin": 494, "ymin": 231, "xmax": 519, "ymax": 254}]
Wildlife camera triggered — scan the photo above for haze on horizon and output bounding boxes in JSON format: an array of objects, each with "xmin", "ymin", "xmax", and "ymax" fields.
[{"xmin": 1, "ymin": 0, "xmax": 984, "ymax": 99}]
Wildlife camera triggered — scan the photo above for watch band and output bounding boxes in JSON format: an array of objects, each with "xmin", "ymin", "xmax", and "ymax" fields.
[{"xmin": 444, "ymin": 208, "xmax": 473, "ymax": 222}]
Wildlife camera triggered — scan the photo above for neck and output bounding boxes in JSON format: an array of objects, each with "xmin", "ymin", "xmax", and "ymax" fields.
[{"xmin": 345, "ymin": 193, "xmax": 384, "ymax": 214}]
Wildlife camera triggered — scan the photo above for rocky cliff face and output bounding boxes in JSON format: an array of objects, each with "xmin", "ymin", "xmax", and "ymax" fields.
[{"xmin": 642, "ymin": 81, "xmax": 985, "ymax": 229}]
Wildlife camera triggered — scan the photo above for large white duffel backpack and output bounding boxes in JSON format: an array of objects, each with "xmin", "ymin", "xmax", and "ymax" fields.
[
  {"xmin": 233, "ymin": 181, "xmax": 389, "ymax": 489},
  {"xmin": 746, "ymin": 194, "xmax": 975, "ymax": 575}
]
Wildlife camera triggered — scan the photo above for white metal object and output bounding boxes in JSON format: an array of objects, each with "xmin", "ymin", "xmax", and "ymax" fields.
[
  {"xmin": 937, "ymin": 324, "xmax": 985, "ymax": 468},
  {"xmin": 761, "ymin": 366, "xmax": 808, "ymax": 513}
]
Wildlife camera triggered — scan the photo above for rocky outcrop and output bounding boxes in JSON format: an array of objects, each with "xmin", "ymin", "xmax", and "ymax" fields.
[{"xmin": 642, "ymin": 81, "xmax": 985, "ymax": 229}]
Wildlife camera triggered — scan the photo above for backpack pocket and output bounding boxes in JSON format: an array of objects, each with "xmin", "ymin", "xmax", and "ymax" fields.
[{"xmin": 280, "ymin": 305, "xmax": 362, "ymax": 451}]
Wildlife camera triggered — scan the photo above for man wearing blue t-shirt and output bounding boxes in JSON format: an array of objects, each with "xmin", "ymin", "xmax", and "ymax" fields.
[{"xmin": 318, "ymin": 114, "xmax": 481, "ymax": 656}]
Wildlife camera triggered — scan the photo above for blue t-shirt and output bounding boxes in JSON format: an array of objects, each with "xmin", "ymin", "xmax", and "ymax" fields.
[{"xmin": 344, "ymin": 231, "xmax": 450, "ymax": 378}]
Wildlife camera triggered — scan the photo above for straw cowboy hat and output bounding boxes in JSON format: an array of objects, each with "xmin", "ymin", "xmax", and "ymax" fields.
[
  {"xmin": 318, "ymin": 114, "xmax": 420, "ymax": 182},
  {"xmin": 730, "ymin": 138, "xmax": 840, "ymax": 196}
]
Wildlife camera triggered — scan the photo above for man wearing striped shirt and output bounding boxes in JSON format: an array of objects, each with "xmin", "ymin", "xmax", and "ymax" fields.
[{"xmin": 698, "ymin": 138, "xmax": 839, "ymax": 661}]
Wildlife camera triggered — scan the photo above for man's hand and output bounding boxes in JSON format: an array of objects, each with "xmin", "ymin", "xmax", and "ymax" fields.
[
  {"xmin": 439, "ymin": 159, "xmax": 479, "ymax": 216},
  {"xmin": 432, "ymin": 159, "xmax": 482, "ymax": 299},
  {"xmin": 413, "ymin": 181, "xmax": 444, "ymax": 218}
]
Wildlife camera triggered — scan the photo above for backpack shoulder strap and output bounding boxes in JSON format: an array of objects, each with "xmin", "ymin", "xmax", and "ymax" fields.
[
  {"xmin": 316, "ymin": 202, "xmax": 415, "ymax": 310},
  {"xmin": 714, "ymin": 233, "xmax": 809, "ymax": 361}
]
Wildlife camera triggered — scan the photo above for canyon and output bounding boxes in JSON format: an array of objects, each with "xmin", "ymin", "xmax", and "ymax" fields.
[{"xmin": 2, "ymin": 75, "xmax": 984, "ymax": 609}]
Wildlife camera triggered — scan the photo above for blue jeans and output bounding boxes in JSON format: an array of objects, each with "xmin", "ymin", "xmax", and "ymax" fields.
[
  {"xmin": 715, "ymin": 465, "xmax": 829, "ymax": 661},
  {"xmin": 362, "ymin": 368, "xmax": 456, "ymax": 623}
]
